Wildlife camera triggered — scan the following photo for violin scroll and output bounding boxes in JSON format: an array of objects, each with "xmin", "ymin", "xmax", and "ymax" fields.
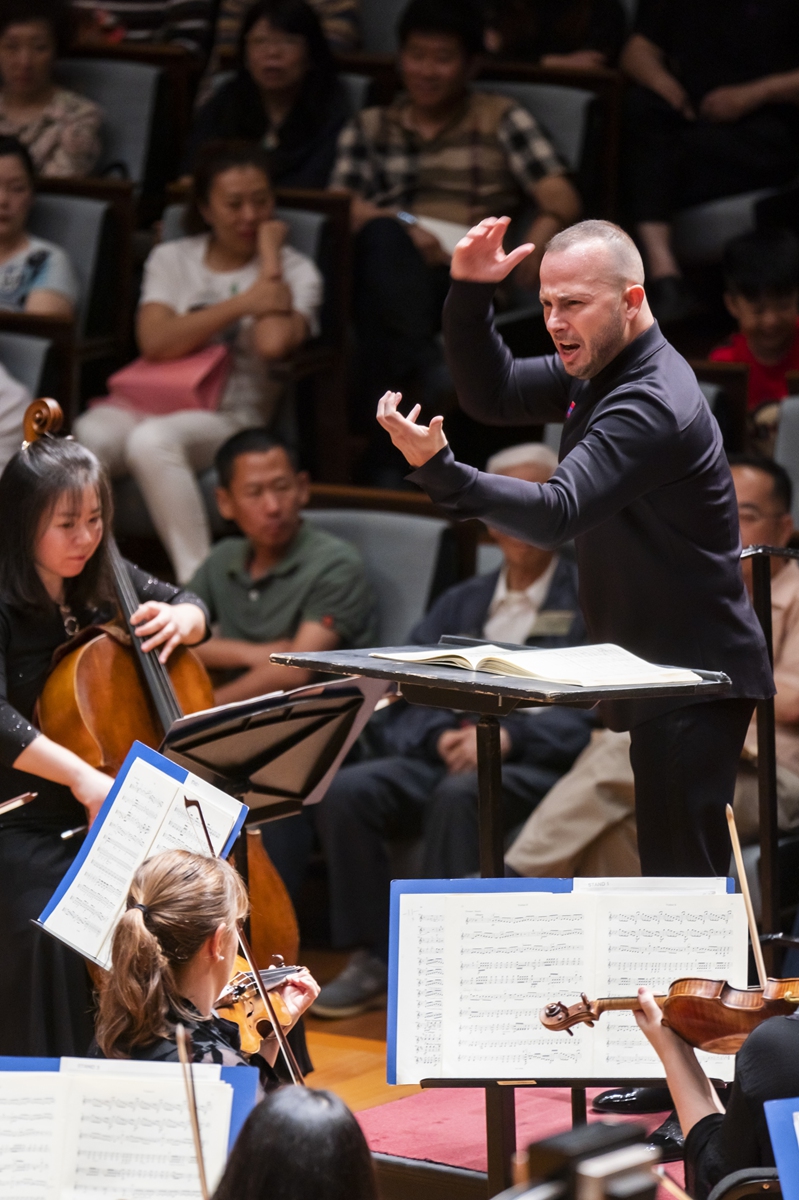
[
  {"xmin": 541, "ymin": 993, "xmax": 599, "ymax": 1035},
  {"xmin": 23, "ymin": 398, "xmax": 63, "ymax": 445}
]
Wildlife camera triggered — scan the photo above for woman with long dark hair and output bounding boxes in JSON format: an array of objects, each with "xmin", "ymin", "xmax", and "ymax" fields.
[
  {"xmin": 214, "ymin": 1084, "xmax": 378, "ymax": 1200},
  {"xmin": 183, "ymin": 0, "xmax": 351, "ymax": 186},
  {"xmin": 0, "ymin": 433, "xmax": 209, "ymax": 1056}
]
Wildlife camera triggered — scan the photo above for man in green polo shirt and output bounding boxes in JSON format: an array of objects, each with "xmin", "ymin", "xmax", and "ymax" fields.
[{"xmin": 189, "ymin": 428, "xmax": 377, "ymax": 704}]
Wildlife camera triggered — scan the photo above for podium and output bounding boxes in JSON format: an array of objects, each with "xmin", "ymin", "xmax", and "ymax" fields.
[{"xmin": 272, "ymin": 640, "xmax": 730, "ymax": 1195}]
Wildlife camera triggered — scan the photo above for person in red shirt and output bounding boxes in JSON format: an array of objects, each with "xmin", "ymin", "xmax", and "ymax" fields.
[{"xmin": 710, "ymin": 228, "xmax": 799, "ymax": 411}]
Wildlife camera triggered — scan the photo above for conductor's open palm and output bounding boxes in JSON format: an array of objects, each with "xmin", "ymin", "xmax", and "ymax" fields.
[
  {"xmin": 376, "ymin": 391, "xmax": 447, "ymax": 468},
  {"xmin": 450, "ymin": 216, "xmax": 534, "ymax": 283}
]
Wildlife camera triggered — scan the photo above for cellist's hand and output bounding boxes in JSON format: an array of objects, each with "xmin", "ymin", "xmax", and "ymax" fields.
[
  {"xmin": 130, "ymin": 601, "xmax": 207, "ymax": 662},
  {"xmin": 71, "ymin": 762, "xmax": 114, "ymax": 826}
]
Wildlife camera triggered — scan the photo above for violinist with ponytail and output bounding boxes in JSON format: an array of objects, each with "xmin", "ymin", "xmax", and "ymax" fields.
[
  {"xmin": 0, "ymin": 434, "xmax": 209, "ymax": 1058},
  {"xmin": 95, "ymin": 850, "xmax": 319, "ymax": 1083}
]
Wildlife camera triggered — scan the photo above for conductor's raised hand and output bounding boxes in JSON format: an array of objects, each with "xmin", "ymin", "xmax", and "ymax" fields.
[
  {"xmin": 450, "ymin": 216, "xmax": 534, "ymax": 283},
  {"xmin": 376, "ymin": 391, "xmax": 447, "ymax": 468}
]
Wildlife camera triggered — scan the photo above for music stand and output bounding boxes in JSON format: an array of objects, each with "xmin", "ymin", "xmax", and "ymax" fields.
[{"xmin": 271, "ymin": 642, "xmax": 730, "ymax": 1195}]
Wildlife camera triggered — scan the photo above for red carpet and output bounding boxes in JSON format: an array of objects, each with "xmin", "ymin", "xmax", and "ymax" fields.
[{"xmin": 357, "ymin": 1087, "xmax": 685, "ymax": 1195}]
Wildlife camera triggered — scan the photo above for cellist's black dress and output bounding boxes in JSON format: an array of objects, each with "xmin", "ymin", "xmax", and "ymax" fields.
[{"xmin": 0, "ymin": 565, "xmax": 208, "ymax": 1057}]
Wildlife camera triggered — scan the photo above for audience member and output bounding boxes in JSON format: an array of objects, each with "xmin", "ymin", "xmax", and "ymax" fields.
[
  {"xmin": 70, "ymin": 0, "xmax": 213, "ymax": 57},
  {"xmin": 505, "ymin": 456, "xmax": 799, "ymax": 879},
  {"xmin": 0, "ymin": 137, "xmax": 77, "ymax": 317},
  {"xmin": 188, "ymin": 427, "xmax": 377, "ymax": 705},
  {"xmin": 710, "ymin": 229, "xmax": 799, "ymax": 413},
  {"xmin": 482, "ymin": 0, "xmax": 625, "ymax": 68},
  {"xmin": 183, "ymin": 0, "xmax": 351, "ymax": 187},
  {"xmin": 74, "ymin": 141, "xmax": 322, "ymax": 584},
  {"xmin": 214, "ymin": 1086, "xmax": 378, "ymax": 1200},
  {"xmin": 201, "ymin": 0, "xmax": 360, "ymax": 99},
  {"xmin": 0, "ymin": 0, "xmax": 101, "ymax": 178},
  {"xmin": 312, "ymin": 444, "xmax": 595, "ymax": 1019},
  {"xmin": 620, "ymin": 0, "xmax": 799, "ymax": 325},
  {"xmin": 329, "ymin": 0, "xmax": 580, "ymax": 484}
]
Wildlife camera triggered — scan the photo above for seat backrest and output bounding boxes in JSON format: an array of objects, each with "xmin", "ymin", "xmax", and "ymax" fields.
[
  {"xmin": 706, "ymin": 1167, "xmax": 781, "ymax": 1200},
  {"xmin": 476, "ymin": 80, "xmax": 594, "ymax": 172},
  {"xmin": 671, "ymin": 189, "xmax": 775, "ymax": 265},
  {"xmin": 359, "ymin": 0, "xmax": 407, "ymax": 53},
  {"xmin": 55, "ymin": 58, "xmax": 163, "ymax": 185},
  {"xmin": 775, "ymin": 397, "xmax": 799, "ymax": 526},
  {"xmin": 28, "ymin": 193, "xmax": 110, "ymax": 336},
  {"xmin": 0, "ymin": 331, "xmax": 50, "ymax": 395},
  {"xmin": 303, "ymin": 508, "xmax": 448, "ymax": 643},
  {"xmin": 341, "ymin": 72, "xmax": 372, "ymax": 111},
  {"xmin": 160, "ymin": 203, "xmax": 326, "ymax": 263}
]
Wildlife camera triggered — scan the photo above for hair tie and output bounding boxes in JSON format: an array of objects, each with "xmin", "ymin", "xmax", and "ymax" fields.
[{"xmin": 130, "ymin": 902, "xmax": 149, "ymax": 918}]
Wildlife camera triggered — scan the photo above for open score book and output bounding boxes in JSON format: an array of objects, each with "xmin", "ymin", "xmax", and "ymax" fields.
[
  {"xmin": 389, "ymin": 879, "xmax": 747, "ymax": 1085},
  {"xmin": 371, "ymin": 643, "xmax": 702, "ymax": 688}
]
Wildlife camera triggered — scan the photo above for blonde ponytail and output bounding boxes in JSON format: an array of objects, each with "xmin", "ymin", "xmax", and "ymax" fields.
[{"xmin": 96, "ymin": 850, "xmax": 248, "ymax": 1057}]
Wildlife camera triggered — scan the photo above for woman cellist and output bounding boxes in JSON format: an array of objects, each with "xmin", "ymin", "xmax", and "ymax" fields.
[{"xmin": 0, "ymin": 431, "xmax": 209, "ymax": 1057}]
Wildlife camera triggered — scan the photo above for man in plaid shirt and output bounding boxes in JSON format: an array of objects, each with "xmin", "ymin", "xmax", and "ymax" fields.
[{"xmin": 329, "ymin": 0, "xmax": 580, "ymax": 484}]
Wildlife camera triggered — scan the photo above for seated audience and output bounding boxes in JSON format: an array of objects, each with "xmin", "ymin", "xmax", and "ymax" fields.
[
  {"xmin": 75, "ymin": 140, "xmax": 322, "ymax": 584},
  {"xmin": 482, "ymin": 0, "xmax": 625, "ymax": 68},
  {"xmin": 710, "ymin": 229, "xmax": 799, "ymax": 413},
  {"xmin": 506, "ymin": 456, "xmax": 799, "ymax": 878},
  {"xmin": 183, "ymin": 0, "xmax": 351, "ymax": 187},
  {"xmin": 619, "ymin": 0, "xmax": 799, "ymax": 324},
  {"xmin": 189, "ymin": 427, "xmax": 377, "ymax": 705},
  {"xmin": 0, "ymin": 0, "xmax": 101, "ymax": 178},
  {"xmin": 200, "ymin": 0, "xmax": 360, "ymax": 98},
  {"xmin": 329, "ymin": 0, "xmax": 580, "ymax": 483},
  {"xmin": 634, "ymin": 985, "xmax": 799, "ymax": 1198},
  {"xmin": 70, "ymin": 0, "xmax": 213, "ymax": 58},
  {"xmin": 95, "ymin": 848, "xmax": 320, "ymax": 1088},
  {"xmin": 214, "ymin": 1086, "xmax": 378, "ymax": 1200},
  {"xmin": 312, "ymin": 444, "xmax": 596, "ymax": 1018},
  {"xmin": 0, "ymin": 137, "xmax": 77, "ymax": 317}
]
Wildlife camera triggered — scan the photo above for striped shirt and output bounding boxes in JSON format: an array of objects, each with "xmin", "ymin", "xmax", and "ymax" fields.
[
  {"xmin": 70, "ymin": 0, "xmax": 213, "ymax": 56},
  {"xmin": 329, "ymin": 91, "xmax": 565, "ymax": 225}
]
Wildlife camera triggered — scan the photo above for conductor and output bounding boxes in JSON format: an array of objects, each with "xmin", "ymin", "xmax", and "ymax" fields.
[{"xmin": 377, "ymin": 218, "xmax": 773, "ymax": 877}]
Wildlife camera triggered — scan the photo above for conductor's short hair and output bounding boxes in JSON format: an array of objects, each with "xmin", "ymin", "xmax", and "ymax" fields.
[
  {"xmin": 546, "ymin": 220, "xmax": 645, "ymax": 286},
  {"xmin": 728, "ymin": 453, "xmax": 793, "ymax": 515},
  {"xmin": 215, "ymin": 428, "xmax": 300, "ymax": 489}
]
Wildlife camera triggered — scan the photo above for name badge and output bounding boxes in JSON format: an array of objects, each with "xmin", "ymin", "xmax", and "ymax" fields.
[{"xmin": 528, "ymin": 610, "xmax": 575, "ymax": 637}]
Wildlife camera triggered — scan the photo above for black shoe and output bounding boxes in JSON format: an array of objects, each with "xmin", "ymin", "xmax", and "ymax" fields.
[
  {"xmin": 647, "ymin": 275, "xmax": 703, "ymax": 325},
  {"xmin": 592, "ymin": 1086, "xmax": 673, "ymax": 1114},
  {"xmin": 646, "ymin": 1111, "xmax": 685, "ymax": 1163}
]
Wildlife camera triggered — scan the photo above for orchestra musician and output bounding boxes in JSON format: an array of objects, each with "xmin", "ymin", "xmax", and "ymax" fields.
[
  {"xmin": 633, "ymin": 986, "xmax": 799, "ymax": 1197},
  {"xmin": 94, "ymin": 849, "xmax": 319, "ymax": 1086},
  {"xmin": 0, "ymin": 433, "xmax": 209, "ymax": 1057}
]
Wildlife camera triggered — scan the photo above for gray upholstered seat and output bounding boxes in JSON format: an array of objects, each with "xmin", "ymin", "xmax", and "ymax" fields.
[
  {"xmin": 775, "ymin": 396, "xmax": 799, "ymax": 526},
  {"xmin": 0, "ymin": 331, "xmax": 52, "ymax": 396}
]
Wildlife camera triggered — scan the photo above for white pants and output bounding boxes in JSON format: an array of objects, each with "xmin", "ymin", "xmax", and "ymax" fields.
[{"xmin": 74, "ymin": 403, "xmax": 262, "ymax": 583}]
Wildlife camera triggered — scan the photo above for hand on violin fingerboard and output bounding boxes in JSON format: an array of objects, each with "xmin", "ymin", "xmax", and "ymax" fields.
[{"xmin": 260, "ymin": 969, "xmax": 320, "ymax": 1061}]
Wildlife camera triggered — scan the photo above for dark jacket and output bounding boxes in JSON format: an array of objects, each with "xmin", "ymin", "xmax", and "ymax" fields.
[
  {"xmin": 182, "ymin": 70, "xmax": 352, "ymax": 185},
  {"xmin": 410, "ymin": 281, "xmax": 774, "ymax": 731},
  {"xmin": 377, "ymin": 555, "xmax": 596, "ymax": 766}
]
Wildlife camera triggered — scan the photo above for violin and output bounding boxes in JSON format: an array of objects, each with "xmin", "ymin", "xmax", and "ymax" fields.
[
  {"xmin": 541, "ymin": 976, "xmax": 799, "ymax": 1055},
  {"xmin": 215, "ymin": 956, "xmax": 301, "ymax": 1054}
]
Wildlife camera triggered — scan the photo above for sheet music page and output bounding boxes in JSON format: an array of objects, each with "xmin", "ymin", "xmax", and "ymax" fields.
[
  {"xmin": 590, "ymin": 894, "xmax": 747, "ymax": 1081},
  {"xmin": 42, "ymin": 755, "xmax": 245, "ymax": 969},
  {"xmin": 59, "ymin": 1074, "xmax": 232, "ymax": 1200},
  {"xmin": 0, "ymin": 1073, "xmax": 64, "ymax": 1200},
  {"xmin": 440, "ymin": 892, "xmax": 595, "ymax": 1080},
  {"xmin": 395, "ymin": 893, "xmax": 447, "ymax": 1084}
]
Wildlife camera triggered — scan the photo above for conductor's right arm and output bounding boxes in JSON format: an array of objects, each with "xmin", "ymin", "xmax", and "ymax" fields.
[{"xmin": 444, "ymin": 217, "xmax": 570, "ymax": 427}]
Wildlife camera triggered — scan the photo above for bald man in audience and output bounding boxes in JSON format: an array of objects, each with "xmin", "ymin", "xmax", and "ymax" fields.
[
  {"xmin": 505, "ymin": 456, "xmax": 799, "ymax": 878},
  {"xmin": 312, "ymin": 442, "xmax": 596, "ymax": 1018}
]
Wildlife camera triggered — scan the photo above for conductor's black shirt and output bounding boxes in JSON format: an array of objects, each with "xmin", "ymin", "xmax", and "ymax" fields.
[{"xmin": 409, "ymin": 281, "xmax": 773, "ymax": 730}]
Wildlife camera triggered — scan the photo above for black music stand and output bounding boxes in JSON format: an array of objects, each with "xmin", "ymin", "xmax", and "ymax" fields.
[{"xmin": 271, "ymin": 642, "xmax": 730, "ymax": 1196}]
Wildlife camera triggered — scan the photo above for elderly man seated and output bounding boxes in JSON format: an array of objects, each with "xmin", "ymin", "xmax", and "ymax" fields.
[{"xmin": 313, "ymin": 442, "xmax": 596, "ymax": 1018}]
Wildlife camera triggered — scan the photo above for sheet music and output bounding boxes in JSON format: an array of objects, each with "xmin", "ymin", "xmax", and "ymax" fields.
[
  {"xmin": 0, "ymin": 1073, "xmax": 63, "ymax": 1200},
  {"xmin": 393, "ymin": 884, "xmax": 746, "ymax": 1083},
  {"xmin": 60, "ymin": 1074, "xmax": 232, "ymax": 1200},
  {"xmin": 41, "ymin": 751, "xmax": 245, "ymax": 969}
]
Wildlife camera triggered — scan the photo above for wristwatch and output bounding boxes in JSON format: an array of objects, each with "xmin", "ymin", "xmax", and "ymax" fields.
[{"xmin": 396, "ymin": 210, "xmax": 419, "ymax": 227}]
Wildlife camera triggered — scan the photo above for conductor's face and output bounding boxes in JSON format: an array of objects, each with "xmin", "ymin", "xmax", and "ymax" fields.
[{"xmin": 539, "ymin": 244, "xmax": 641, "ymax": 379}]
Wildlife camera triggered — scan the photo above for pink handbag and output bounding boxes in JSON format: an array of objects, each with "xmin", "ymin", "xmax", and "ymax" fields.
[{"xmin": 105, "ymin": 344, "xmax": 232, "ymax": 415}]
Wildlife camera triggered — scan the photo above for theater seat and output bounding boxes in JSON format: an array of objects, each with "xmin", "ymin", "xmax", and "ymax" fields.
[
  {"xmin": 774, "ymin": 397, "xmax": 799, "ymax": 526},
  {"xmin": 707, "ymin": 1167, "xmax": 781, "ymax": 1200},
  {"xmin": 0, "ymin": 331, "xmax": 52, "ymax": 396},
  {"xmin": 671, "ymin": 189, "xmax": 780, "ymax": 266}
]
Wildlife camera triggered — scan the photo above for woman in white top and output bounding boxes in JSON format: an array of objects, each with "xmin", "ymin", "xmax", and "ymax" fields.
[{"xmin": 75, "ymin": 140, "xmax": 322, "ymax": 583}]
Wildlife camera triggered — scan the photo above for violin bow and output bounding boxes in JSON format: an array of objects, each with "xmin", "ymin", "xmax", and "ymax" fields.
[
  {"xmin": 726, "ymin": 803, "xmax": 768, "ymax": 989},
  {"xmin": 184, "ymin": 797, "xmax": 306, "ymax": 1086},
  {"xmin": 176, "ymin": 1023, "xmax": 210, "ymax": 1200}
]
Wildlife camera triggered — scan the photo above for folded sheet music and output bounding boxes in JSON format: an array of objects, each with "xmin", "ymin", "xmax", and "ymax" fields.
[
  {"xmin": 389, "ymin": 879, "xmax": 747, "ymax": 1084},
  {"xmin": 0, "ymin": 1060, "xmax": 237, "ymax": 1200},
  {"xmin": 39, "ymin": 741, "xmax": 247, "ymax": 970},
  {"xmin": 371, "ymin": 643, "xmax": 701, "ymax": 687}
]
